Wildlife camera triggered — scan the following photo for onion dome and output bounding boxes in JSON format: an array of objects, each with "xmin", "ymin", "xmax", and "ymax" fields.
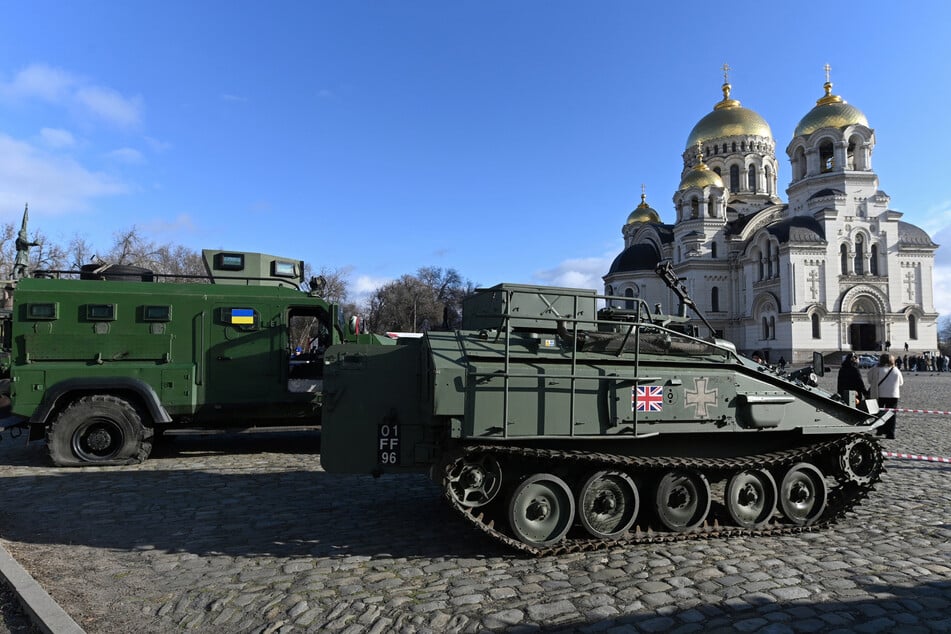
[
  {"xmin": 794, "ymin": 66, "xmax": 868, "ymax": 137},
  {"xmin": 626, "ymin": 187, "xmax": 661, "ymax": 224},
  {"xmin": 897, "ymin": 221, "xmax": 938, "ymax": 248},
  {"xmin": 766, "ymin": 216, "xmax": 826, "ymax": 244},
  {"xmin": 685, "ymin": 73, "xmax": 772, "ymax": 149},
  {"xmin": 679, "ymin": 147, "xmax": 724, "ymax": 191},
  {"xmin": 608, "ymin": 243, "xmax": 661, "ymax": 274}
]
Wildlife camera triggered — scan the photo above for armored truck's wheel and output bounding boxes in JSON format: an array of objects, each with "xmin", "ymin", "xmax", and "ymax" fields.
[
  {"xmin": 725, "ymin": 469, "xmax": 777, "ymax": 529},
  {"xmin": 779, "ymin": 463, "xmax": 827, "ymax": 525},
  {"xmin": 839, "ymin": 437, "xmax": 882, "ymax": 485},
  {"xmin": 654, "ymin": 470, "xmax": 711, "ymax": 532},
  {"xmin": 577, "ymin": 470, "xmax": 639, "ymax": 539},
  {"xmin": 446, "ymin": 454, "xmax": 503, "ymax": 507},
  {"xmin": 48, "ymin": 395, "xmax": 152, "ymax": 467},
  {"xmin": 508, "ymin": 473, "xmax": 575, "ymax": 546}
]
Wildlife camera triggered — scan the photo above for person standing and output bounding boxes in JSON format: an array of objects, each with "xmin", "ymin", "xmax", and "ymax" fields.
[
  {"xmin": 868, "ymin": 354, "xmax": 903, "ymax": 439},
  {"xmin": 837, "ymin": 353, "xmax": 868, "ymax": 404}
]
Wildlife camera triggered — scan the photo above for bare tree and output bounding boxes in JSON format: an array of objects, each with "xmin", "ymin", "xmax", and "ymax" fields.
[
  {"xmin": 939, "ymin": 315, "xmax": 951, "ymax": 357},
  {"xmin": 306, "ymin": 265, "xmax": 351, "ymax": 305},
  {"xmin": 0, "ymin": 222, "xmax": 17, "ymax": 277},
  {"xmin": 366, "ymin": 267, "xmax": 472, "ymax": 333},
  {"xmin": 66, "ymin": 234, "xmax": 97, "ymax": 269}
]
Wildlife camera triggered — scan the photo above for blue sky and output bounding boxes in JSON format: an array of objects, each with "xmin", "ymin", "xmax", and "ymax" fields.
[{"xmin": 1, "ymin": 1, "xmax": 950, "ymax": 313}]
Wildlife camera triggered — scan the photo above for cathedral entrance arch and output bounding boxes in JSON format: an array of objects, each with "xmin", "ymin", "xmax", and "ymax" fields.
[{"xmin": 842, "ymin": 293, "xmax": 884, "ymax": 351}]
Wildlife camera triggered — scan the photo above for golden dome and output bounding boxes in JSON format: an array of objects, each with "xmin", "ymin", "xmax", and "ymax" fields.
[
  {"xmin": 679, "ymin": 152, "xmax": 724, "ymax": 191},
  {"xmin": 794, "ymin": 78, "xmax": 868, "ymax": 137},
  {"xmin": 626, "ymin": 189, "xmax": 661, "ymax": 224},
  {"xmin": 685, "ymin": 81, "xmax": 772, "ymax": 149}
]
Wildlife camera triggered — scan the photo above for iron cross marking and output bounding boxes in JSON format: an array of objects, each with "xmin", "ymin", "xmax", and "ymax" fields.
[{"xmin": 685, "ymin": 377, "xmax": 718, "ymax": 419}]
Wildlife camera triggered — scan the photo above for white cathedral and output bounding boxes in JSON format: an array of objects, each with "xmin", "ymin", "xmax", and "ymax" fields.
[{"xmin": 604, "ymin": 67, "xmax": 939, "ymax": 364}]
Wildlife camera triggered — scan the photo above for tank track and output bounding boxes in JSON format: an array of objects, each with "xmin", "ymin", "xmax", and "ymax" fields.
[{"xmin": 440, "ymin": 433, "xmax": 884, "ymax": 557}]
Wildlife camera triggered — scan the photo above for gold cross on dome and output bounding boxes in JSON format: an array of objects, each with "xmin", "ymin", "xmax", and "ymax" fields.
[
  {"xmin": 824, "ymin": 63, "xmax": 831, "ymax": 83},
  {"xmin": 722, "ymin": 63, "xmax": 730, "ymax": 83}
]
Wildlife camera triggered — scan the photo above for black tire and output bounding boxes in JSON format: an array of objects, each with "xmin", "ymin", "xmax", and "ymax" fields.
[
  {"xmin": 0, "ymin": 378, "xmax": 11, "ymax": 418},
  {"xmin": 47, "ymin": 395, "xmax": 153, "ymax": 466}
]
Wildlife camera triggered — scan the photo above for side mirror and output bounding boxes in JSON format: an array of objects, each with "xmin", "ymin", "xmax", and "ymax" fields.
[{"xmin": 813, "ymin": 351, "xmax": 824, "ymax": 377}]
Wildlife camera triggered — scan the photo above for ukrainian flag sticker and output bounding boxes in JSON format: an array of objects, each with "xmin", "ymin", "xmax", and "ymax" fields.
[{"xmin": 230, "ymin": 308, "xmax": 255, "ymax": 325}]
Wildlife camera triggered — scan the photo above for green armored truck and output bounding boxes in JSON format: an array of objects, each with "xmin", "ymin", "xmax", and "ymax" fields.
[
  {"xmin": 0, "ymin": 250, "xmax": 388, "ymax": 466},
  {"xmin": 321, "ymin": 273, "xmax": 890, "ymax": 554}
]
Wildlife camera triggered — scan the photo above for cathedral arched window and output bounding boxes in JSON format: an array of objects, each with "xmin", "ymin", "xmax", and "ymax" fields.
[
  {"xmin": 766, "ymin": 243, "xmax": 774, "ymax": 278},
  {"xmin": 691, "ymin": 197, "xmax": 700, "ymax": 218},
  {"xmin": 722, "ymin": 143, "xmax": 727, "ymax": 154},
  {"xmin": 711, "ymin": 241, "xmax": 718, "ymax": 259},
  {"xmin": 909, "ymin": 314, "xmax": 918, "ymax": 340},
  {"xmin": 713, "ymin": 166, "xmax": 721, "ymax": 176},
  {"xmin": 870, "ymin": 244, "xmax": 879, "ymax": 275},
  {"xmin": 847, "ymin": 140, "xmax": 856, "ymax": 170},
  {"xmin": 625, "ymin": 288, "xmax": 635, "ymax": 310},
  {"xmin": 820, "ymin": 141, "xmax": 834, "ymax": 172},
  {"xmin": 711, "ymin": 286, "xmax": 719, "ymax": 312},
  {"xmin": 747, "ymin": 165, "xmax": 756, "ymax": 191},
  {"xmin": 765, "ymin": 166, "xmax": 772, "ymax": 195},
  {"xmin": 707, "ymin": 195, "xmax": 716, "ymax": 217},
  {"xmin": 854, "ymin": 236, "xmax": 865, "ymax": 275},
  {"xmin": 794, "ymin": 147, "xmax": 807, "ymax": 180},
  {"xmin": 732, "ymin": 142, "xmax": 737, "ymax": 152},
  {"xmin": 762, "ymin": 317, "xmax": 769, "ymax": 340},
  {"xmin": 769, "ymin": 316, "xmax": 776, "ymax": 340},
  {"xmin": 811, "ymin": 313, "xmax": 821, "ymax": 339},
  {"xmin": 730, "ymin": 165, "xmax": 740, "ymax": 191},
  {"xmin": 840, "ymin": 244, "xmax": 848, "ymax": 274},
  {"xmin": 606, "ymin": 285, "xmax": 614, "ymax": 307}
]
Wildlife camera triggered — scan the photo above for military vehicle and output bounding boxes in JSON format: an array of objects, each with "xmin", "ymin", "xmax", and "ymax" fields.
[
  {"xmin": 0, "ymin": 249, "xmax": 389, "ymax": 466},
  {"xmin": 321, "ymin": 263, "xmax": 889, "ymax": 555}
]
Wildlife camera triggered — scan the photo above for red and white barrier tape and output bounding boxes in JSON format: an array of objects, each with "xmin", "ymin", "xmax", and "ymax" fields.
[
  {"xmin": 882, "ymin": 407, "xmax": 951, "ymax": 415},
  {"xmin": 882, "ymin": 451, "xmax": 951, "ymax": 464}
]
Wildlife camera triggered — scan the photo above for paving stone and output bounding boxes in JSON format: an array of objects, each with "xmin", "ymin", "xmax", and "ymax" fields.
[{"xmin": 1, "ymin": 374, "xmax": 950, "ymax": 633}]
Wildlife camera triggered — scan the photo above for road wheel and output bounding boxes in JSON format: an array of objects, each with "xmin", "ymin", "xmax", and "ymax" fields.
[
  {"xmin": 47, "ymin": 395, "xmax": 152, "ymax": 466},
  {"xmin": 778, "ymin": 463, "xmax": 827, "ymax": 525},
  {"xmin": 654, "ymin": 470, "xmax": 711, "ymax": 532},
  {"xmin": 725, "ymin": 469, "xmax": 777, "ymax": 529},
  {"xmin": 508, "ymin": 473, "xmax": 575, "ymax": 546},
  {"xmin": 577, "ymin": 470, "xmax": 639, "ymax": 539}
]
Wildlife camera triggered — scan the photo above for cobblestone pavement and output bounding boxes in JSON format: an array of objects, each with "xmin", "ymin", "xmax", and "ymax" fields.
[{"xmin": 0, "ymin": 370, "xmax": 949, "ymax": 633}]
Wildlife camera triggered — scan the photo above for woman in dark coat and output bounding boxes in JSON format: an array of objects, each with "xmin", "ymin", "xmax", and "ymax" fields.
[{"xmin": 837, "ymin": 353, "xmax": 869, "ymax": 404}]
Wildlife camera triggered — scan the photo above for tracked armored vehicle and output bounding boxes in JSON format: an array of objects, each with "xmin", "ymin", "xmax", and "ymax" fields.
[{"xmin": 321, "ymin": 265, "xmax": 888, "ymax": 554}]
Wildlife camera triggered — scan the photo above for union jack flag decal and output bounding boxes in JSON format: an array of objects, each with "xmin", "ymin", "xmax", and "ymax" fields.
[{"xmin": 633, "ymin": 385, "xmax": 664, "ymax": 412}]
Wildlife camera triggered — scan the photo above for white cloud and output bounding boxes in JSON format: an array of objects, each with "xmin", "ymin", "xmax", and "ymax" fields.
[
  {"xmin": 141, "ymin": 214, "xmax": 197, "ymax": 237},
  {"xmin": 0, "ymin": 63, "xmax": 142, "ymax": 128},
  {"xmin": 354, "ymin": 274, "xmax": 391, "ymax": 295},
  {"xmin": 532, "ymin": 255, "xmax": 612, "ymax": 290},
  {"xmin": 920, "ymin": 199, "xmax": 951, "ymax": 237},
  {"xmin": 74, "ymin": 85, "xmax": 142, "ymax": 128},
  {"xmin": 39, "ymin": 127, "xmax": 75, "ymax": 148},
  {"xmin": 0, "ymin": 133, "xmax": 127, "ymax": 214},
  {"xmin": 347, "ymin": 274, "xmax": 391, "ymax": 309},
  {"xmin": 0, "ymin": 63, "xmax": 75, "ymax": 101},
  {"xmin": 144, "ymin": 136, "xmax": 172, "ymax": 153},
  {"xmin": 933, "ymin": 265, "xmax": 951, "ymax": 318},
  {"xmin": 107, "ymin": 147, "xmax": 145, "ymax": 164}
]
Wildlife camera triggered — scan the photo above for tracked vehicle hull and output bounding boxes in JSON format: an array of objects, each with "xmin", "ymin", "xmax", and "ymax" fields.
[{"xmin": 321, "ymin": 283, "xmax": 889, "ymax": 553}]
